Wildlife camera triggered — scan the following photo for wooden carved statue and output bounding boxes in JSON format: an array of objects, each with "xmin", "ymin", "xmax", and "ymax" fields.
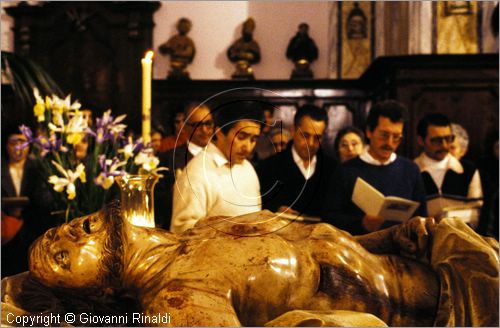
[
  {"xmin": 159, "ymin": 18, "xmax": 196, "ymax": 80},
  {"xmin": 227, "ymin": 18, "xmax": 261, "ymax": 80},
  {"xmin": 2, "ymin": 203, "xmax": 498, "ymax": 326},
  {"xmin": 286, "ymin": 23, "xmax": 319, "ymax": 79}
]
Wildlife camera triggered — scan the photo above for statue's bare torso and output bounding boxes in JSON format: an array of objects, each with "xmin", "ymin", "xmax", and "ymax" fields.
[{"xmin": 123, "ymin": 212, "xmax": 437, "ymax": 326}]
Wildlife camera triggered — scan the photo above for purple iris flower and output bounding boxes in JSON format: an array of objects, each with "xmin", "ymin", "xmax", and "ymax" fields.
[
  {"xmin": 95, "ymin": 155, "xmax": 126, "ymax": 187},
  {"xmin": 17, "ymin": 125, "xmax": 33, "ymax": 150},
  {"xmin": 35, "ymin": 133, "xmax": 68, "ymax": 158}
]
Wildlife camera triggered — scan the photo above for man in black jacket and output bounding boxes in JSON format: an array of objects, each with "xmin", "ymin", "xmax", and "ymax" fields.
[
  {"xmin": 414, "ymin": 113, "xmax": 483, "ymax": 227},
  {"xmin": 256, "ymin": 105, "xmax": 337, "ymax": 218},
  {"xmin": 155, "ymin": 103, "xmax": 214, "ymax": 229}
]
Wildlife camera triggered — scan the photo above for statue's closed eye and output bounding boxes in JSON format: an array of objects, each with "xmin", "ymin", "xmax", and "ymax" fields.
[
  {"xmin": 83, "ymin": 218, "xmax": 91, "ymax": 234},
  {"xmin": 54, "ymin": 251, "xmax": 70, "ymax": 269}
]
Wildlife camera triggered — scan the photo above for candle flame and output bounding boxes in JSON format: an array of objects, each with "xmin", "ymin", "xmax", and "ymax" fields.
[{"xmin": 144, "ymin": 50, "xmax": 154, "ymax": 61}]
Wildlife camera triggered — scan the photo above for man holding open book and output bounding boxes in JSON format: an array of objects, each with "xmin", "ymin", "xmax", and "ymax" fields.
[
  {"xmin": 414, "ymin": 113, "xmax": 483, "ymax": 228},
  {"xmin": 323, "ymin": 100, "xmax": 427, "ymax": 235}
]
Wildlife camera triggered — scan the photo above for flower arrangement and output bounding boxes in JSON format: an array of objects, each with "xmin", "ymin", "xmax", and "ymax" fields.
[{"xmin": 19, "ymin": 89, "xmax": 162, "ymax": 222}]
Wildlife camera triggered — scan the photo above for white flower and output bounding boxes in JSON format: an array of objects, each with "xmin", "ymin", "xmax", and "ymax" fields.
[
  {"xmin": 134, "ymin": 151, "xmax": 159, "ymax": 172},
  {"xmin": 48, "ymin": 161, "xmax": 86, "ymax": 200},
  {"xmin": 66, "ymin": 113, "xmax": 88, "ymax": 145},
  {"xmin": 47, "ymin": 111, "xmax": 88, "ymax": 145},
  {"xmin": 118, "ymin": 137, "xmax": 141, "ymax": 161},
  {"xmin": 109, "ymin": 114, "xmax": 127, "ymax": 135},
  {"xmin": 95, "ymin": 175, "xmax": 115, "ymax": 190},
  {"xmin": 48, "ymin": 112, "xmax": 65, "ymax": 133}
]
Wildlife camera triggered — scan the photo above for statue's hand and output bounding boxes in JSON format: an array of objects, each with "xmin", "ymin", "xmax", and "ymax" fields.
[{"xmin": 392, "ymin": 217, "xmax": 437, "ymax": 260}]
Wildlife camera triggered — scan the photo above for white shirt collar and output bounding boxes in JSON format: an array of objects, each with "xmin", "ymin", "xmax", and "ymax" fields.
[
  {"xmin": 291, "ymin": 145, "xmax": 317, "ymax": 180},
  {"xmin": 415, "ymin": 153, "xmax": 464, "ymax": 174},
  {"xmin": 187, "ymin": 142, "xmax": 204, "ymax": 157},
  {"xmin": 359, "ymin": 146, "xmax": 397, "ymax": 166},
  {"xmin": 209, "ymin": 144, "xmax": 230, "ymax": 168}
]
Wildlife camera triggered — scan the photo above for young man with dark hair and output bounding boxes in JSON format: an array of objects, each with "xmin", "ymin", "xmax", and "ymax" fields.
[
  {"xmin": 323, "ymin": 100, "xmax": 427, "ymax": 235},
  {"xmin": 256, "ymin": 104, "xmax": 337, "ymax": 218},
  {"xmin": 414, "ymin": 113, "xmax": 483, "ymax": 226},
  {"xmin": 171, "ymin": 101, "xmax": 263, "ymax": 233}
]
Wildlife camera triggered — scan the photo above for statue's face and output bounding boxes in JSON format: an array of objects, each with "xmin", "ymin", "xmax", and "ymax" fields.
[{"xmin": 29, "ymin": 211, "xmax": 116, "ymax": 289}]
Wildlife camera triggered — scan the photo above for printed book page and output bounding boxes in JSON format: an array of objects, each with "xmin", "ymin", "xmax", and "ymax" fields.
[
  {"xmin": 352, "ymin": 177, "xmax": 419, "ymax": 222},
  {"xmin": 427, "ymin": 194, "xmax": 483, "ymax": 218}
]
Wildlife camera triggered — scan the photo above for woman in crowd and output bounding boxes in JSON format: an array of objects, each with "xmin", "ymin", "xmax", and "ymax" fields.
[
  {"xmin": 1, "ymin": 125, "xmax": 52, "ymax": 276},
  {"xmin": 450, "ymin": 123, "xmax": 469, "ymax": 160},
  {"xmin": 334, "ymin": 126, "xmax": 365, "ymax": 163}
]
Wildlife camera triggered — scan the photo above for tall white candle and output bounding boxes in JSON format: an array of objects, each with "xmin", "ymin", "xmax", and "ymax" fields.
[{"xmin": 141, "ymin": 51, "xmax": 154, "ymax": 143}]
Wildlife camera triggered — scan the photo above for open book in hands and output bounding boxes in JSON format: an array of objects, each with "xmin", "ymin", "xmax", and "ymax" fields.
[
  {"xmin": 426, "ymin": 194, "xmax": 482, "ymax": 227},
  {"xmin": 352, "ymin": 177, "xmax": 419, "ymax": 222}
]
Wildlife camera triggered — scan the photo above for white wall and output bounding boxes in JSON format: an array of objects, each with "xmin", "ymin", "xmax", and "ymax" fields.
[
  {"xmin": 3, "ymin": 1, "xmax": 498, "ymax": 79},
  {"xmin": 152, "ymin": 1, "xmax": 331, "ymax": 80},
  {"xmin": 1, "ymin": 1, "xmax": 16, "ymax": 52},
  {"xmin": 153, "ymin": 1, "xmax": 248, "ymax": 80}
]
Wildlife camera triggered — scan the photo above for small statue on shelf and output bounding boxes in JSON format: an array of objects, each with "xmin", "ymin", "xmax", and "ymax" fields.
[
  {"xmin": 286, "ymin": 23, "xmax": 319, "ymax": 79},
  {"xmin": 159, "ymin": 18, "xmax": 195, "ymax": 80},
  {"xmin": 227, "ymin": 18, "xmax": 261, "ymax": 80}
]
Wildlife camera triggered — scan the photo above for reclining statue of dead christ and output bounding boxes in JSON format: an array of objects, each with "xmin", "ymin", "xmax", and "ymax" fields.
[{"xmin": 11, "ymin": 202, "xmax": 499, "ymax": 326}]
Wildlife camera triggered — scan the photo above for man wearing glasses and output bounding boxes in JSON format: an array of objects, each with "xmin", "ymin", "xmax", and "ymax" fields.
[
  {"xmin": 414, "ymin": 113, "xmax": 483, "ymax": 205},
  {"xmin": 161, "ymin": 103, "xmax": 215, "ymax": 176},
  {"xmin": 156, "ymin": 103, "xmax": 215, "ymax": 229},
  {"xmin": 323, "ymin": 100, "xmax": 427, "ymax": 235},
  {"xmin": 170, "ymin": 101, "xmax": 262, "ymax": 233}
]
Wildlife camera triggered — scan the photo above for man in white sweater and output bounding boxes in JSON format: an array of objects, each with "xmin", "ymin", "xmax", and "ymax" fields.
[{"xmin": 171, "ymin": 101, "xmax": 263, "ymax": 233}]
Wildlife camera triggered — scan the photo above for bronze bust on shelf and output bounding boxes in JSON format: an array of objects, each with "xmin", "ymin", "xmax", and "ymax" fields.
[
  {"xmin": 159, "ymin": 18, "xmax": 196, "ymax": 80},
  {"xmin": 227, "ymin": 18, "xmax": 261, "ymax": 80},
  {"xmin": 2, "ymin": 202, "xmax": 497, "ymax": 326},
  {"xmin": 286, "ymin": 23, "xmax": 319, "ymax": 79}
]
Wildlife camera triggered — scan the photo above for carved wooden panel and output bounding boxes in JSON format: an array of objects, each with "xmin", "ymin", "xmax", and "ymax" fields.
[
  {"xmin": 363, "ymin": 54, "xmax": 499, "ymax": 160},
  {"xmin": 6, "ymin": 1, "xmax": 160, "ymax": 132}
]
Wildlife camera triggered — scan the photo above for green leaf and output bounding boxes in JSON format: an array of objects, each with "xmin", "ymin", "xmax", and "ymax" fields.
[{"xmin": 2, "ymin": 51, "xmax": 62, "ymax": 109}]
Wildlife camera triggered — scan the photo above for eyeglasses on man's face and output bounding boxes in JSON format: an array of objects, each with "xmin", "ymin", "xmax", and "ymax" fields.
[
  {"xmin": 185, "ymin": 120, "xmax": 215, "ymax": 129},
  {"xmin": 429, "ymin": 135, "xmax": 455, "ymax": 145},
  {"xmin": 376, "ymin": 131, "xmax": 404, "ymax": 143}
]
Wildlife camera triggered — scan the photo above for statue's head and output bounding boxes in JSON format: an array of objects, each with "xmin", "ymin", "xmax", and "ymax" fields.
[
  {"xmin": 242, "ymin": 18, "xmax": 256, "ymax": 39},
  {"xmin": 29, "ymin": 203, "xmax": 125, "ymax": 289},
  {"xmin": 298, "ymin": 23, "xmax": 309, "ymax": 35},
  {"xmin": 177, "ymin": 17, "xmax": 192, "ymax": 35}
]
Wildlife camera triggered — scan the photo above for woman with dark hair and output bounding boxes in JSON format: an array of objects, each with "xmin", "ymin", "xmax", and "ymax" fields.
[
  {"xmin": 1, "ymin": 123, "xmax": 55, "ymax": 276},
  {"xmin": 334, "ymin": 126, "xmax": 365, "ymax": 163},
  {"xmin": 1, "ymin": 125, "xmax": 37, "ymax": 276}
]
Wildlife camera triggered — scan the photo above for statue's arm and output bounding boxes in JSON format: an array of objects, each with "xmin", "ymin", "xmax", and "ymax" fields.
[
  {"xmin": 355, "ymin": 217, "xmax": 437, "ymax": 259},
  {"xmin": 159, "ymin": 37, "xmax": 175, "ymax": 55}
]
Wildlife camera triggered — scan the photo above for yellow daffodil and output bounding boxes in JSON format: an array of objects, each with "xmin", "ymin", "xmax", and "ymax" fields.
[{"xmin": 33, "ymin": 88, "xmax": 46, "ymax": 122}]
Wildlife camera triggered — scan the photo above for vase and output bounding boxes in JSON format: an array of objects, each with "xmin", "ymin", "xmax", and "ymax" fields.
[{"xmin": 115, "ymin": 174, "xmax": 159, "ymax": 228}]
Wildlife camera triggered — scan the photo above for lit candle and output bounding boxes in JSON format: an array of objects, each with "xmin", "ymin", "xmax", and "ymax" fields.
[{"xmin": 141, "ymin": 50, "xmax": 154, "ymax": 143}]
